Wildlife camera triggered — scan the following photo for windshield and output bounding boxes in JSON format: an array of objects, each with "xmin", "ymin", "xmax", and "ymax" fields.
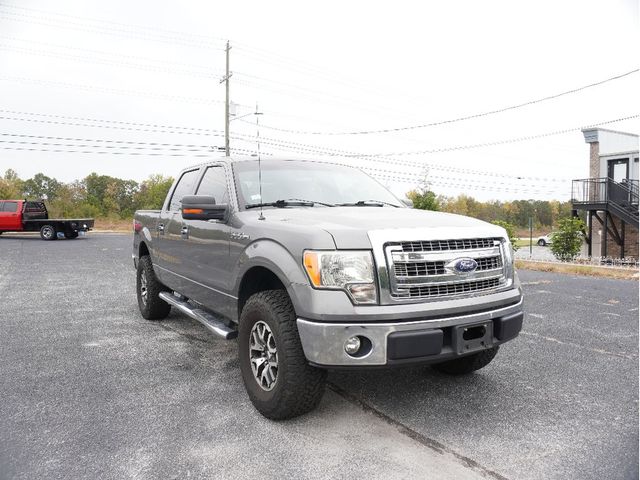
[{"xmin": 233, "ymin": 160, "xmax": 404, "ymax": 208}]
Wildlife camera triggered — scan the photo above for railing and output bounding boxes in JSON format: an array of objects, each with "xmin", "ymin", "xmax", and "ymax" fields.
[{"xmin": 572, "ymin": 177, "xmax": 639, "ymax": 206}]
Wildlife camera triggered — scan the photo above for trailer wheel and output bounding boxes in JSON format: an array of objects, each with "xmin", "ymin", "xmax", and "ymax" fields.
[
  {"xmin": 64, "ymin": 232, "xmax": 79, "ymax": 239},
  {"xmin": 40, "ymin": 225, "xmax": 57, "ymax": 241}
]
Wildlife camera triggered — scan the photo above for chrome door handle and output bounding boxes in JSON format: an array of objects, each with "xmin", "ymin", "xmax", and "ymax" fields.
[
  {"xmin": 181, "ymin": 226, "xmax": 189, "ymax": 237},
  {"xmin": 157, "ymin": 223, "xmax": 164, "ymax": 232}
]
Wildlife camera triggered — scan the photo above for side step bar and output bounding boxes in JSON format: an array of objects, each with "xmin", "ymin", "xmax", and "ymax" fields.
[{"xmin": 159, "ymin": 292, "xmax": 238, "ymax": 340}]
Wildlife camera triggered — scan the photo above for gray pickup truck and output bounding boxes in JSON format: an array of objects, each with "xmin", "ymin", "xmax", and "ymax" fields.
[{"xmin": 133, "ymin": 158, "xmax": 523, "ymax": 419}]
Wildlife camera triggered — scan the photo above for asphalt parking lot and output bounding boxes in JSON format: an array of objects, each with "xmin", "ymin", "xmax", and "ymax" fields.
[{"xmin": 1, "ymin": 233, "xmax": 638, "ymax": 480}]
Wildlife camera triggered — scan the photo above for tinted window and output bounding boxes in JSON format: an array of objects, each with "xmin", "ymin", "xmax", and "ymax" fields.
[
  {"xmin": 196, "ymin": 166, "xmax": 229, "ymax": 204},
  {"xmin": 2, "ymin": 201, "xmax": 18, "ymax": 212},
  {"xmin": 168, "ymin": 169, "xmax": 200, "ymax": 211}
]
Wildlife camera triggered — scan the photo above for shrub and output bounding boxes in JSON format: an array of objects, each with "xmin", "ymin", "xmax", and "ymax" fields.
[{"xmin": 550, "ymin": 217, "xmax": 585, "ymax": 261}]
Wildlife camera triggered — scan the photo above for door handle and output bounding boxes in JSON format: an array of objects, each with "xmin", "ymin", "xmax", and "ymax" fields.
[
  {"xmin": 181, "ymin": 226, "xmax": 189, "ymax": 237},
  {"xmin": 157, "ymin": 223, "xmax": 164, "ymax": 232}
]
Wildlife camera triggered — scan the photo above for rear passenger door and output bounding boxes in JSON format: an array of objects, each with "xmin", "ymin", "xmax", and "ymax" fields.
[
  {"xmin": 154, "ymin": 168, "xmax": 201, "ymax": 292},
  {"xmin": 0, "ymin": 201, "xmax": 22, "ymax": 231}
]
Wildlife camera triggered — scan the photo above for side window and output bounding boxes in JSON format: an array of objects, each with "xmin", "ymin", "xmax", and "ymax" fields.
[
  {"xmin": 2, "ymin": 201, "xmax": 18, "ymax": 213},
  {"xmin": 168, "ymin": 169, "xmax": 200, "ymax": 211},
  {"xmin": 196, "ymin": 166, "xmax": 229, "ymax": 204}
]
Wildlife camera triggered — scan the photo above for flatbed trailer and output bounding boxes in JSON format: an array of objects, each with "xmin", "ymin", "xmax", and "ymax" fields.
[{"xmin": 0, "ymin": 200, "xmax": 94, "ymax": 240}]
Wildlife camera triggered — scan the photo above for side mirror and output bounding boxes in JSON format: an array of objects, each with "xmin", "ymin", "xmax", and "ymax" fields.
[
  {"xmin": 181, "ymin": 195, "xmax": 227, "ymax": 221},
  {"xmin": 401, "ymin": 198, "xmax": 414, "ymax": 208}
]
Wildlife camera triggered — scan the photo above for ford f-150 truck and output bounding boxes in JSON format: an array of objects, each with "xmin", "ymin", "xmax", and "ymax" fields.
[
  {"xmin": 0, "ymin": 200, "xmax": 94, "ymax": 240},
  {"xmin": 133, "ymin": 158, "xmax": 524, "ymax": 419}
]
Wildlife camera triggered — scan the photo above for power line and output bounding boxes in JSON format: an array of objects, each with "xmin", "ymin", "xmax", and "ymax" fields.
[
  {"xmin": 0, "ymin": 76, "xmax": 223, "ymax": 105},
  {"xmin": 0, "ymin": 7, "xmax": 226, "ymax": 50},
  {"xmin": 342, "ymin": 115, "xmax": 640, "ymax": 156},
  {"xmin": 244, "ymin": 69, "xmax": 639, "ymax": 136},
  {"xmin": 0, "ymin": 131, "xmax": 570, "ymax": 192},
  {"xmin": 0, "ymin": 44, "xmax": 222, "ymax": 78},
  {"xmin": 0, "ymin": 109, "xmax": 575, "ymax": 182}
]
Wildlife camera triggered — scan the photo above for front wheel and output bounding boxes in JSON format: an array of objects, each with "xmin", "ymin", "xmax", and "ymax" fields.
[
  {"xmin": 432, "ymin": 346, "xmax": 499, "ymax": 375},
  {"xmin": 238, "ymin": 290, "xmax": 327, "ymax": 420},
  {"xmin": 537, "ymin": 239, "xmax": 546, "ymax": 246},
  {"xmin": 40, "ymin": 224, "xmax": 57, "ymax": 241},
  {"xmin": 136, "ymin": 256, "xmax": 171, "ymax": 320}
]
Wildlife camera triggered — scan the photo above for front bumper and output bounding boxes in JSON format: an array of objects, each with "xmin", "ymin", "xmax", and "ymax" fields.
[{"xmin": 296, "ymin": 297, "xmax": 523, "ymax": 367}]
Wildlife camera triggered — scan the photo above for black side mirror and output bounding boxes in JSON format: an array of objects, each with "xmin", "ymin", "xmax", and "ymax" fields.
[{"xmin": 181, "ymin": 195, "xmax": 227, "ymax": 221}]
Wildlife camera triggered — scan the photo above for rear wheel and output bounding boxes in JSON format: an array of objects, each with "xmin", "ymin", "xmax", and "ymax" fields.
[
  {"xmin": 64, "ymin": 231, "xmax": 79, "ymax": 239},
  {"xmin": 537, "ymin": 239, "xmax": 546, "ymax": 246},
  {"xmin": 136, "ymin": 256, "xmax": 171, "ymax": 320},
  {"xmin": 238, "ymin": 290, "xmax": 327, "ymax": 420},
  {"xmin": 432, "ymin": 346, "xmax": 499, "ymax": 375},
  {"xmin": 40, "ymin": 224, "xmax": 57, "ymax": 241}
]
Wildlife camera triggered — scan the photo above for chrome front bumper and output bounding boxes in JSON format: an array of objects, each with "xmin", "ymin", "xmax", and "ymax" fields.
[{"xmin": 296, "ymin": 296, "xmax": 524, "ymax": 367}]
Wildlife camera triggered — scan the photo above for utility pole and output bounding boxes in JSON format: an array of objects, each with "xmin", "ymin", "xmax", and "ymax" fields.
[{"xmin": 220, "ymin": 41, "xmax": 232, "ymax": 156}]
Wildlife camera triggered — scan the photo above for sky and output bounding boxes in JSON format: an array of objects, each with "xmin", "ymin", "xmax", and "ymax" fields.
[{"xmin": 0, "ymin": 0, "xmax": 638, "ymax": 201}]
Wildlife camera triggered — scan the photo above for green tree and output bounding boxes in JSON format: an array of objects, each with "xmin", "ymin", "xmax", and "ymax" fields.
[
  {"xmin": 492, "ymin": 220, "xmax": 519, "ymax": 251},
  {"xmin": 550, "ymin": 217, "xmax": 585, "ymax": 261},
  {"xmin": 0, "ymin": 169, "xmax": 23, "ymax": 199},
  {"xmin": 22, "ymin": 173, "xmax": 62, "ymax": 200},
  {"xmin": 407, "ymin": 188, "xmax": 439, "ymax": 211},
  {"xmin": 134, "ymin": 174, "xmax": 174, "ymax": 210}
]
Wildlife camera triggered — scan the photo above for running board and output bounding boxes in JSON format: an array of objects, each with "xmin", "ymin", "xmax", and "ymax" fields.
[{"xmin": 159, "ymin": 292, "xmax": 238, "ymax": 340}]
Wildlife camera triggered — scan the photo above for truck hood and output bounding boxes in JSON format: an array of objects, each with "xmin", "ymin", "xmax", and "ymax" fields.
[{"xmin": 247, "ymin": 207, "xmax": 507, "ymax": 248}]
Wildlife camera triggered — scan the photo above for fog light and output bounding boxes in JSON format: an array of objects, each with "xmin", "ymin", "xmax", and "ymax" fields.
[{"xmin": 344, "ymin": 336, "xmax": 361, "ymax": 355}]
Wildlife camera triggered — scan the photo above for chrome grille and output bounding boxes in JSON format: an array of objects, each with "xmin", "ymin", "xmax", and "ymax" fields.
[
  {"xmin": 385, "ymin": 237, "xmax": 506, "ymax": 300},
  {"xmin": 399, "ymin": 277, "xmax": 502, "ymax": 299},
  {"xmin": 401, "ymin": 238, "xmax": 497, "ymax": 252},
  {"xmin": 394, "ymin": 255, "xmax": 502, "ymax": 277}
]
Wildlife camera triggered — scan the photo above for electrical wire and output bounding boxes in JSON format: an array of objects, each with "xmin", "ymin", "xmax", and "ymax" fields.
[
  {"xmin": 0, "ymin": 76, "xmax": 223, "ymax": 105},
  {"xmin": 0, "ymin": 109, "xmax": 576, "ymax": 183},
  {"xmin": 240, "ymin": 69, "xmax": 639, "ymax": 135}
]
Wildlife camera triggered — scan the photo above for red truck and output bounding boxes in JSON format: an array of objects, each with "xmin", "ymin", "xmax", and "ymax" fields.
[{"xmin": 0, "ymin": 200, "xmax": 94, "ymax": 240}]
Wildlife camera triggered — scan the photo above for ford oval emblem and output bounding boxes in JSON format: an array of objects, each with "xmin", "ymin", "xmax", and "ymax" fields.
[{"xmin": 453, "ymin": 257, "xmax": 478, "ymax": 274}]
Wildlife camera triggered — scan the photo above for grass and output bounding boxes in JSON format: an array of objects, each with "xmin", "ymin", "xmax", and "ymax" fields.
[
  {"xmin": 93, "ymin": 218, "xmax": 131, "ymax": 232},
  {"xmin": 516, "ymin": 259, "xmax": 639, "ymax": 280}
]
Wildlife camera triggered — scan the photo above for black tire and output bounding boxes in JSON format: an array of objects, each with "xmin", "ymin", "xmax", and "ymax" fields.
[
  {"xmin": 537, "ymin": 239, "xmax": 546, "ymax": 246},
  {"xmin": 432, "ymin": 346, "xmax": 499, "ymax": 375},
  {"xmin": 238, "ymin": 290, "xmax": 327, "ymax": 420},
  {"xmin": 136, "ymin": 256, "xmax": 171, "ymax": 320},
  {"xmin": 40, "ymin": 224, "xmax": 57, "ymax": 241},
  {"xmin": 64, "ymin": 232, "xmax": 79, "ymax": 239}
]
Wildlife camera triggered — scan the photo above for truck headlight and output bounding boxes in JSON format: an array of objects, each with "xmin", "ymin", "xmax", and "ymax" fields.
[{"xmin": 303, "ymin": 250, "xmax": 377, "ymax": 304}]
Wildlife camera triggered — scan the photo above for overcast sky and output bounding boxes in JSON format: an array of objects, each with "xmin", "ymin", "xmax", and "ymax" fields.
[{"xmin": 0, "ymin": 0, "xmax": 638, "ymax": 201}]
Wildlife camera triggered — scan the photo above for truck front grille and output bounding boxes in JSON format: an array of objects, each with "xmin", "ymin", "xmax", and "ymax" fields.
[
  {"xmin": 399, "ymin": 277, "xmax": 502, "ymax": 299},
  {"xmin": 385, "ymin": 238, "xmax": 506, "ymax": 300},
  {"xmin": 400, "ymin": 238, "xmax": 496, "ymax": 252}
]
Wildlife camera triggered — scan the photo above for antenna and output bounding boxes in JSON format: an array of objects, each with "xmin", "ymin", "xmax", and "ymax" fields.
[{"xmin": 255, "ymin": 103, "xmax": 265, "ymax": 221}]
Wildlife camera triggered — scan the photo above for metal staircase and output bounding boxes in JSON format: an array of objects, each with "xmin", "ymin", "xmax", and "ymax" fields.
[{"xmin": 572, "ymin": 178, "xmax": 639, "ymax": 229}]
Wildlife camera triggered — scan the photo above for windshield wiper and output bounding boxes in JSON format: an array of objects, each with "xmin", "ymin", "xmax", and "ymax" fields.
[
  {"xmin": 336, "ymin": 199, "xmax": 400, "ymax": 208},
  {"xmin": 245, "ymin": 198, "xmax": 333, "ymax": 209}
]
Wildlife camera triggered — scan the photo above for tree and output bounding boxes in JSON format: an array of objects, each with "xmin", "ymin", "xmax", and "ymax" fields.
[
  {"xmin": 407, "ymin": 188, "xmax": 439, "ymax": 211},
  {"xmin": 492, "ymin": 220, "xmax": 519, "ymax": 251},
  {"xmin": 550, "ymin": 217, "xmax": 585, "ymax": 261},
  {"xmin": 22, "ymin": 173, "xmax": 62, "ymax": 200},
  {"xmin": 134, "ymin": 174, "xmax": 174, "ymax": 210},
  {"xmin": 0, "ymin": 169, "xmax": 23, "ymax": 199}
]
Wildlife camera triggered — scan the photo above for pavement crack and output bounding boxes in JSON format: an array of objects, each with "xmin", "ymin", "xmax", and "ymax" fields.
[{"xmin": 327, "ymin": 382, "xmax": 511, "ymax": 480}]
